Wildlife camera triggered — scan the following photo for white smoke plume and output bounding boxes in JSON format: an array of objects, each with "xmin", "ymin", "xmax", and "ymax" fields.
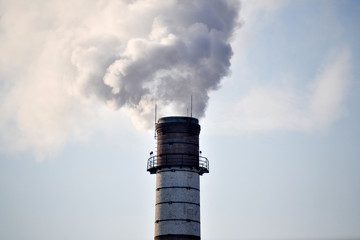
[
  {"xmin": 0, "ymin": 0, "xmax": 239, "ymax": 159},
  {"xmin": 103, "ymin": 1, "xmax": 239, "ymax": 121}
]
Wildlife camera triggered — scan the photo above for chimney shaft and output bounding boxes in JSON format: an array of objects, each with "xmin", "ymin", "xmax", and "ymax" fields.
[{"xmin": 147, "ymin": 116, "xmax": 209, "ymax": 240}]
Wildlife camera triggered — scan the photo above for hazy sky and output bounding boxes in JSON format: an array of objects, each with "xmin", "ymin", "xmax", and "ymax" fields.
[{"xmin": 0, "ymin": 0, "xmax": 359, "ymax": 240}]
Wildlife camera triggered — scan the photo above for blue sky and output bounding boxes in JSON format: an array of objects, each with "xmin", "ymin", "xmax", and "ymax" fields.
[{"xmin": 0, "ymin": 1, "xmax": 359, "ymax": 239}]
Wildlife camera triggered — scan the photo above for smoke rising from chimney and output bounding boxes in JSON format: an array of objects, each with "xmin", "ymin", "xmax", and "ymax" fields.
[
  {"xmin": 101, "ymin": 0, "xmax": 239, "ymax": 126},
  {"xmin": 0, "ymin": 0, "xmax": 239, "ymax": 159}
]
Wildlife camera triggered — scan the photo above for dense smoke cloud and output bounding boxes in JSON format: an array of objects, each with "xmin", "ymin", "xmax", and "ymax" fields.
[
  {"xmin": 100, "ymin": 0, "xmax": 239, "ymax": 122},
  {"xmin": 0, "ymin": 0, "xmax": 239, "ymax": 158}
]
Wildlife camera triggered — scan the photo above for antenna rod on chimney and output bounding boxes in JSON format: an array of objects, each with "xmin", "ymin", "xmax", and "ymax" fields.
[
  {"xmin": 191, "ymin": 95, "xmax": 193, "ymax": 118},
  {"xmin": 154, "ymin": 104, "xmax": 157, "ymax": 139},
  {"xmin": 155, "ymin": 103, "xmax": 157, "ymax": 125}
]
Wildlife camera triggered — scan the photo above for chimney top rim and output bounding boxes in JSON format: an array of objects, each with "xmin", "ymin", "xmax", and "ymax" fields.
[{"xmin": 157, "ymin": 116, "xmax": 199, "ymax": 124}]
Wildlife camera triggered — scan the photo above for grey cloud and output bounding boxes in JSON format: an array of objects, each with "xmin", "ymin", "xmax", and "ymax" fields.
[
  {"xmin": 97, "ymin": 0, "xmax": 239, "ymax": 119},
  {"xmin": 0, "ymin": 0, "xmax": 239, "ymax": 159}
]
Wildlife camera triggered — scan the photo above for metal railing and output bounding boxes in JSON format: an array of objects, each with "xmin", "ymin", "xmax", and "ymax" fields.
[
  {"xmin": 199, "ymin": 156, "xmax": 209, "ymax": 171},
  {"xmin": 147, "ymin": 155, "xmax": 158, "ymax": 170},
  {"xmin": 147, "ymin": 155, "xmax": 209, "ymax": 174}
]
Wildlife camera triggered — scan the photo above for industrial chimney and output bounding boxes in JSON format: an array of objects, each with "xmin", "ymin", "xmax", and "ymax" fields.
[{"xmin": 147, "ymin": 116, "xmax": 209, "ymax": 240}]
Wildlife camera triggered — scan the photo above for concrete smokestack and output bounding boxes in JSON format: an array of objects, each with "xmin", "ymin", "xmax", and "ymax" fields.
[{"xmin": 147, "ymin": 116, "xmax": 209, "ymax": 240}]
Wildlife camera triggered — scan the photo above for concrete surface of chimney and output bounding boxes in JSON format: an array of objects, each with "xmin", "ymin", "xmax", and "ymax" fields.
[{"xmin": 147, "ymin": 116, "xmax": 209, "ymax": 240}]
